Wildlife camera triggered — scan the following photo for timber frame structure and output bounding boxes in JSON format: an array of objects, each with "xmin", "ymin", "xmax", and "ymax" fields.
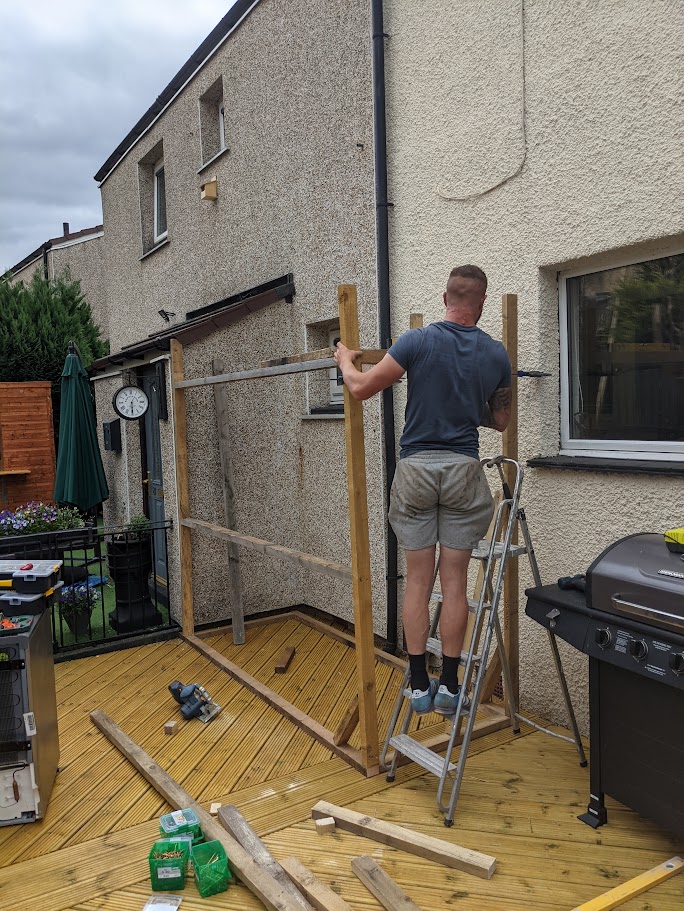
[{"xmin": 170, "ymin": 284, "xmax": 520, "ymax": 777}]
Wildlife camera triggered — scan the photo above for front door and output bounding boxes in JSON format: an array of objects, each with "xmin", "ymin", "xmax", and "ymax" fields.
[{"xmin": 141, "ymin": 365, "xmax": 168, "ymax": 602}]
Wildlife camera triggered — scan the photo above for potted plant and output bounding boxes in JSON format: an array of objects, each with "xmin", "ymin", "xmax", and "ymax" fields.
[
  {"xmin": 0, "ymin": 502, "xmax": 85, "ymax": 553},
  {"xmin": 59, "ymin": 581, "xmax": 101, "ymax": 637},
  {"xmin": 106, "ymin": 515, "xmax": 162, "ymax": 633}
]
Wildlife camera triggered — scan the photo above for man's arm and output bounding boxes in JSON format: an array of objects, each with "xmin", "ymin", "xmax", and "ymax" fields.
[
  {"xmin": 481, "ymin": 386, "xmax": 512, "ymax": 432},
  {"xmin": 334, "ymin": 343, "xmax": 405, "ymax": 401}
]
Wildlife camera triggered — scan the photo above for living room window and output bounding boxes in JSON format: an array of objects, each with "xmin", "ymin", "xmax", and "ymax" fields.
[{"xmin": 559, "ymin": 251, "xmax": 684, "ymax": 459}]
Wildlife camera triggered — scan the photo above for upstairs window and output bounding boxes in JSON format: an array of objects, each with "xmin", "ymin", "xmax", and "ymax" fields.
[
  {"xmin": 199, "ymin": 78, "xmax": 226, "ymax": 166},
  {"xmin": 153, "ymin": 158, "xmax": 167, "ymax": 243},
  {"xmin": 560, "ymin": 251, "xmax": 684, "ymax": 459}
]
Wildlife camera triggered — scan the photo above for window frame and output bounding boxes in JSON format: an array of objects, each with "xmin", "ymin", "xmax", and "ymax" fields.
[
  {"xmin": 328, "ymin": 327, "xmax": 344, "ymax": 405},
  {"xmin": 153, "ymin": 158, "xmax": 168, "ymax": 244},
  {"xmin": 559, "ymin": 249, "xmax": 684, "ymax": 461},
  {"xmin": 218, "ymin": 102, "xmax": 226, "ymax": 152}
]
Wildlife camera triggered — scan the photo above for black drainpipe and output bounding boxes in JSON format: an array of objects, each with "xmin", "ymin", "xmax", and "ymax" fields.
[
  {"xmin": 41, "ymin": 241, "xmax": 52, "ymax": 280},
  {"xmin": 371, "ymin": 0, "xmax": 399, "ymax": 654}
]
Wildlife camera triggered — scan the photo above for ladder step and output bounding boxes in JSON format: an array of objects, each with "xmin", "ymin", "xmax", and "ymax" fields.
[
  {"xmin": 431, "ymin": 594, "xmax": 484, "ymax": 614},
  {"xmin": 389, "ymin": 734, "xmax": 456, "ymax": 776},
  {"xmin": 471, "ymin": 540, "xmax": 527, "ymax": 560},
  {"xmin": 425, "ymin": 639, "xmax": 480, "ymax": 662}
]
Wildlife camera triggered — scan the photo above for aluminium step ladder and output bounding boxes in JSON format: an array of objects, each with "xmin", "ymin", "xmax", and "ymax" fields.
[{"xmin": 381, "ymin": 456, "xmax": 587, "ymax": 826}]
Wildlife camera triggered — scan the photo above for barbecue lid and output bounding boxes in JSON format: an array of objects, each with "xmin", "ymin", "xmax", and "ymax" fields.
[{"xmin": 587, "ymin": 532, "xmax": 684, "ymax": 633}]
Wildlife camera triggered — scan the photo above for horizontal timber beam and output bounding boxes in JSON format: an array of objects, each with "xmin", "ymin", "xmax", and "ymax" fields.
[
  {"xmin": 184, "ymin": 633, "xmax": 374, "ymax": 776},
  {"xmin": 261, "ymin": 347, "xmax": 386, "ymax": 368},
  {"xmin": 183, "ymin": 517, "xmax": 352, "ymax": 580}
]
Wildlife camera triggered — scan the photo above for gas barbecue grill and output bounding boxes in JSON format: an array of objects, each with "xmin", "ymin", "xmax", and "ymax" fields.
[{"xmin": 525, "ymin": 533, "xmax": 684, "ymax": 838}]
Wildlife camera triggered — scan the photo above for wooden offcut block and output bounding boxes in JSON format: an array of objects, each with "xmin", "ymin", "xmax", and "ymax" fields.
[
  {"xmin": 164, "ymin": 720, "xmax": 178, "ymax": 736},
  {"xmin": 314, "ymin": 816, "xmax": 336, "ymax": 835},
  {"xmin": 275, "ymin": 646, "xmax": 296, "ymax": 674},
  {"xmin": 210, "ymin": 802, "xmax": 222, "ymax": 816}
]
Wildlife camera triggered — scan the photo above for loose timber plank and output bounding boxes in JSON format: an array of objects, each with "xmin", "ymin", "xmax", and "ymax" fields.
[
  {"xmin": 261, "ymin": 348, "xmax": 386, "ymax": 368},
  {"xmin": 333, "ymin": 694, "xmax": 359, "ymax": 746},
  {"xmin": 213, "ymin": 356, "xmax": 245, "ymax": 645},
  {"xmin": 170, "ymin": 338, "xmax": 194, "ymax": 636},
  {"xmin": 176, "ymin": 357, "xmax": 339, "ymax": 389},
  {"xmin": 275, "ymin": 646, "xmax": 296, "ymax": 673},
  {"xmin": 351, "ymin": 856, "xmax": 424, "ymax": 911},
  {"xmin": 571, "ymin": 856, "xmax": 683, "ymax": 911},
  {"xmin": 218, "ymin": 805, "xmax": 314, "ymax": 911},
  {"xmin": 89, "ymin": 709, "xmax": 311, "ymax": 911},
  {"xmin": 311, "ymin": 800, "xmax": 496, "ymax": 879},
  {"xmin": 281, "ymin": 857, "xmax": 354, "ymax": 911},
  {"xmin": 183, "ymin": 633, "xmax": 368, "ymax": 774},
  {"xmin": 290, "ymin": 611, "xmax": 407, "ymax": 671},
  {"xmin": 339, "ymin": 284, "xmax": 380, "ymax": 775},
  {"xmin": 183, "ymin": 517, "xmax": 352, "ymax": 580},
  {"xmin": 501, "ymin": 293, "xmax": 519, "ymax": 706}
]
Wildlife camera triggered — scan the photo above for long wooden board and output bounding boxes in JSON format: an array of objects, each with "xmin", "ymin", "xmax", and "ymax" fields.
[
  {"xmin": 262, "ymin": 348, "xmax": 386, "ymax": 368},
  {"xmin": 183, "ymin": 633, "xmax": 368, "ymax": 774},
  {"xmin": 183, "ymin": 517, "xmax": 352, "ymax": 580},
  {"xmin": 311, "ymin": 800, "xmax": 496, "ymax": 879},
  {"xmin": 351, "ymin": 856, "xmax": 424, "ymax": 911},
  {"xmin": 218, "ymin": 805, "xmax": 314, "ymax": 911},
  {"xmin": 281, "ymin": 857, "xmax": 355, "ymax": 911},
  {"xmin": 339, "ymin": 284, "xmax": 380, "ymax": 775},
  {"xmin": 571, "ymin": 856, "xmax": 683, "ymax": 911},
  {"xmin": 176, "ymin": 357, "xmax": 341, "ymax": 389},
  {"xmin": 88, "ymin": 709, "xmax": 309, "ymax": 911},
  {"xmin": 212, "ymin": 356, "xmax": 245, "ymax": 645}
]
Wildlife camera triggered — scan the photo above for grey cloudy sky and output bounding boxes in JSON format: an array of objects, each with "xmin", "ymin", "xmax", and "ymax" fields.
[{"xmin": 0, "ymin": 0, "xmax": 235, "ymax": 272}]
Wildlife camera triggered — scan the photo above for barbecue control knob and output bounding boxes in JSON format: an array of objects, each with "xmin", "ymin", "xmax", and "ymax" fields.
[
  {"xmin": 595, "ymin": 628, "xmax": 612, "ymax": 649},
  {"xmin": 629, "ymin": 639, "xmax": 649, "ymax": 661},
  {"xmin": 669, "ymin": 652, "xmax": 684, "ymax": 676}
]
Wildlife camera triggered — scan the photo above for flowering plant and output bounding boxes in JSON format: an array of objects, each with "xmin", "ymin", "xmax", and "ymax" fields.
[
  {"xmin": 59, "ymin": 581, "xmax": 101, "ymax": 618},
  {"xmin": 0, "ymin": 502, "xmax": 84, "ymax": 537}
]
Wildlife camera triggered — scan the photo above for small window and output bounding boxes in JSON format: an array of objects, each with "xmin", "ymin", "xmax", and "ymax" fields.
[
  {"xmin": 559, "ymin": 251, "xmax": 684, "ymax": 458},
  {"xmin": 153, "ymin": 159, "xmax": 167, "ymax": 243},
  {"xmin": 199, "ymin": 78, "xmax": 226, "ymax": 165},
  {"xmin": 328, "ymin": 328, "xmax": 344, "ymax": 405}
]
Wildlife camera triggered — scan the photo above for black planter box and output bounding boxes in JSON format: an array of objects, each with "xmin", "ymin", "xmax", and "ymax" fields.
[{"xmin": 106, "ymin": 538, "xmax": 162, "ymax": 633}]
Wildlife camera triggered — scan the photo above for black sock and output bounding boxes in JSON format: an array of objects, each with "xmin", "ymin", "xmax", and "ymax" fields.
[
  {"xmin": 408, "ymin": 653, "xmax": 429, "ymax": 692},
  {"xmin": 440, "ymin": 654, "xmax": 461, "ymax": 693}
]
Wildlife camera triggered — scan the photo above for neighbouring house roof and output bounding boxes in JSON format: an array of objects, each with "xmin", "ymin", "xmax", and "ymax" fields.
[
  {"xmin": 89, "ymin": 273, "xmax": 295, "ymax": 372},
  {"xmin": 93, "ymin": 0, "xmax": 262, "ymax": 186},
  {"xmin": 4, "ymin": 225, "xmax": 104, "ymax": 279}
]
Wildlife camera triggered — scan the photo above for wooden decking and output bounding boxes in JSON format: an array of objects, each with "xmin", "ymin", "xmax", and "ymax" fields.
[{"xmin": 1, "ymin": 617, "xmax": 681, "ymax": 910}]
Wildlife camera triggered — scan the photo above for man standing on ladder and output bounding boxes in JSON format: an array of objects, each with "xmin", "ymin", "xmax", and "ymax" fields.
[{"xmin": 334, "ymin": 265, "xmax": 512, "ymax": 717}]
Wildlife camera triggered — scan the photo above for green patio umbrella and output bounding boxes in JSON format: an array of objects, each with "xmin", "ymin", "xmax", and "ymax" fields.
[{"xmin": 54, "ymin": 342, "xmax": 109, "ymax": 512}]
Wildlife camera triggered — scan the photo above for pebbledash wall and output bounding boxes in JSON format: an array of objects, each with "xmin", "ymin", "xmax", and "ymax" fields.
[
  {"xmin": 92, "ymin": 0, "xmax": 389, "ymax": 633},
  {"xmin": 384, "ymin": 0, "xmax": 684, "ymax": 729}
]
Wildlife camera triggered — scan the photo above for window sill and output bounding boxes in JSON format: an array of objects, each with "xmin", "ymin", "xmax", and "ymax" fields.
[
  {"xmin": 302, "ymin": 413, "xmax": 344, "ymax": 421},
  {"xmin": 140, "ymin": 238, "xmax": 170, "ymax": 261},
  {"xmin": 198, "ymin": 148, "xmax": 229, "ymax": 175},
  {"xmin": 527, "ymin": 455, "xmax": 684, "ymax": 476}
]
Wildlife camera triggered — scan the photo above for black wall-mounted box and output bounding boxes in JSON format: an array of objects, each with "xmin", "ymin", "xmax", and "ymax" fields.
[{"xmin": 103, "ymin": 419, "xmax": 122, "ymax": 452}]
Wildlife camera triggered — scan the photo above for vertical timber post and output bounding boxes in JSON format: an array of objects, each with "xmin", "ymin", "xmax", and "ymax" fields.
[
  {"xmin": 339, "ymin": 284, "xmax": 380, "ymax": 775},
  {"xmin": 502, "ymin": 293, "xmax": 519, "ymax": 708},
  {"xmin": 409, "ymin": 313, "xmax": 424, "ymax": 330},
  {"xmin": 170, "ymin": 339, "xmax": 194, "ymax": 637}
]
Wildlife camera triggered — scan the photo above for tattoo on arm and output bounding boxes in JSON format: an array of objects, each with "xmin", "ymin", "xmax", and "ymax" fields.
[{"xmin": 481, "ymin": 387, "xmax": 512, "ymax": 428}]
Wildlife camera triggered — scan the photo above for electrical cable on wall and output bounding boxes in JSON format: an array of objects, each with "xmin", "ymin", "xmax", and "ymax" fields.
[{"xmin": 437, "ymin": 0, "xmax": 526, "ymax": 202}]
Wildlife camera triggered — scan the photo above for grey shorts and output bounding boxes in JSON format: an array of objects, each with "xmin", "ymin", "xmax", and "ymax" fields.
[{"xmin": 389, "ymin": 451, "xmax": 494, "ymax": 550}]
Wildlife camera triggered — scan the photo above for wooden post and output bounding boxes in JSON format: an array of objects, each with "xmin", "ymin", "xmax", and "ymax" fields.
[
  {"xmin": 501, "ymin": 294, "xmax": 519, "ymax": 708},
  {"xmin": 339, "ymin": 284, "xmax": 380, "ymax": 775},
  {"xmin": 170, "ymin": 339, "xmax": 194, "ymax": 637},
  {"xmin": 213, "ymin": 357, "xmax": 245, "ymax": 645},
  {"xmin": 409, "ymin": 313, "xmax": 424, "ymax": 330}
]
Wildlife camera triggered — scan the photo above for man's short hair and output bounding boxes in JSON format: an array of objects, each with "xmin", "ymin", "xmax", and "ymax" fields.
[{"xmin": 449, "ymin": 265, "xmax": 487, "ymax": 291}]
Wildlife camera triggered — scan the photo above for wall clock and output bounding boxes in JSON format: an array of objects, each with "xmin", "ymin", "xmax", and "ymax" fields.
[{"xmin": 112, "ymin": 385, "xmax": 149, "ymax": 420}]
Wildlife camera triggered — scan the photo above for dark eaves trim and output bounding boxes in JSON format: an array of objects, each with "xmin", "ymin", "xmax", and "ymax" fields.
[
  {"xmin": 93, "ymin": 0, "xmax": 262, "ymax": 186},
  {"xmin": 89, "ymin": 275, "xmax": 295, "ymax": 374}
]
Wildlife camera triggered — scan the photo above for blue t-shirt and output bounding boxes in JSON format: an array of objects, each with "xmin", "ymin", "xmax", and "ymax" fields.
[{"xmin": 388, "ymin": 321, "xmax": 511, "ymax": 459}]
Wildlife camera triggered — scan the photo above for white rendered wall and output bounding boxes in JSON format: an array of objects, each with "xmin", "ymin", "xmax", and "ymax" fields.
[{"xmin": 385, "ymin": 0, "xmax": 684, "ymax": 730}]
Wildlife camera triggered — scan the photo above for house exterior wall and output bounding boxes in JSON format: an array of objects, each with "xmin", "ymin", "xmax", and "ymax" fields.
[
  {"xmin": 384, "ymin": 0, "xmax": 684, "ymax": 730},
  {"xmin": 96, "ymin": 0, "xmax": 388, "ymax": 631}
]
